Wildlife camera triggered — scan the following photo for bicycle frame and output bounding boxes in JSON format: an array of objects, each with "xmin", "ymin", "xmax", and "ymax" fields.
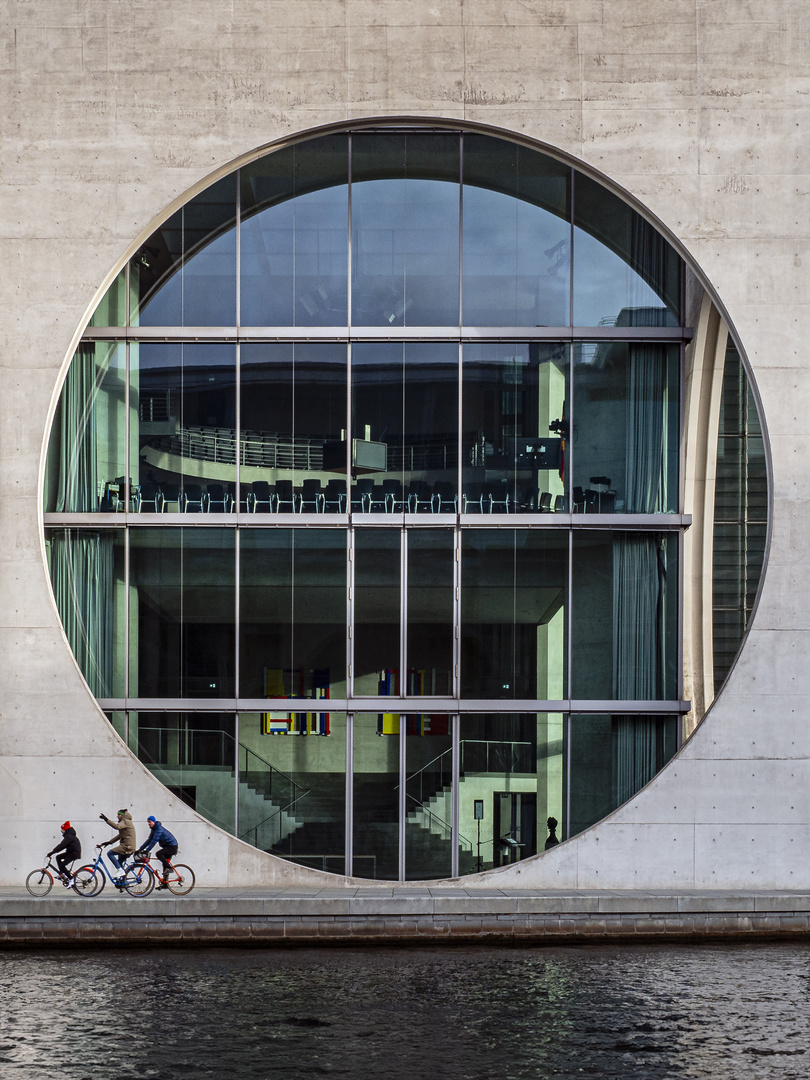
[
  {"xmin": 74, "ymin": 845, "xmax": 155, "ymax": 897},
  {"xmin": 141, "ymin": 853, "xmax": 196, "ymax": 895},
  {"xmin": 25, "ymin": 855, "xmax": 79, "ymax": 896}
]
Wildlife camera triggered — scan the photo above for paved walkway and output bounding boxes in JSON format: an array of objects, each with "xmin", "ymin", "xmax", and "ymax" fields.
[{"xmin": 3, "ymin": 887, "xmax": 810, "ymax": 946}]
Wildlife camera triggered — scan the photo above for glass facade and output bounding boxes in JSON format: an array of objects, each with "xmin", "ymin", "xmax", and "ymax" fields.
[
  {"xmin": 43, "ymin": 125, "xmax": 761, "ymax": 880},
  {"xmin": 712, "ymin": 342, "xmax": 767, "ymax": 686}
]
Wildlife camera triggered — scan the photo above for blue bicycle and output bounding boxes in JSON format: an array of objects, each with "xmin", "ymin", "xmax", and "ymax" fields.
[{"xmin": 72, "ymin": 845, "xmax": 156, "ymax": 898}]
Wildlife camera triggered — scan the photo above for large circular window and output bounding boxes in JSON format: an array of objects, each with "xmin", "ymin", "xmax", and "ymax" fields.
[{"xmin": 43, "ymin": 123, "xmax": 764, "ymax": 880}]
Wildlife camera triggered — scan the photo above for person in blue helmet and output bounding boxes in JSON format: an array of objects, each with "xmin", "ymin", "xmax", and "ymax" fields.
[{"xmin": 135, "ymin": 815, "xmax": 178, "ymax": 890}]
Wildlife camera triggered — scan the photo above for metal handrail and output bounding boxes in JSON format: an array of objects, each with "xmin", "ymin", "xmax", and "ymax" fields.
[
  {"xmin": 405, "ymin": 792, "xmax": 472, "ymax": 852},
  {"xmin": 238, "ymin": 785, "xmax": 312, "ymax": 848}
]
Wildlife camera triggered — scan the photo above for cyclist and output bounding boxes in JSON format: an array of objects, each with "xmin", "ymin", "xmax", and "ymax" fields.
[
  {"xmin": 47, "ymin": 821, "xmax": 81, "ymax": 882},
  {"xmin": 99, "ymin": 808, "xmax": 137, "ymax": 883},
  {"xmin": 136, "ymin": 816, "xmax": 178, "ymax": 890}
]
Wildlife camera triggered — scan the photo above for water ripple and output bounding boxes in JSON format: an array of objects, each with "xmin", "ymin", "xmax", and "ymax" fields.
[{"xmin": 0, "ymin": 943, "xmax": 808, "ymax": 1079}]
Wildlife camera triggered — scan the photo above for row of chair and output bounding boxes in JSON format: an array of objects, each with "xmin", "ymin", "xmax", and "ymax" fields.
[{"xmin": 104, "ymin": 477, "xmax": 571, "ymax": 514}]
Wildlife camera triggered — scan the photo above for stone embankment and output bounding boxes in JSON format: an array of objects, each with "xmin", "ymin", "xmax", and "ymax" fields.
[{"xmin": 3, "ymin": 887, "xmax": 810, "ymax": 947}]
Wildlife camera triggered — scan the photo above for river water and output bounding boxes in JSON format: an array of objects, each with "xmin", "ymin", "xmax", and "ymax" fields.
[{"xmin": 1, "ymin": 943, "xmax": 808, "ymax": 1079}]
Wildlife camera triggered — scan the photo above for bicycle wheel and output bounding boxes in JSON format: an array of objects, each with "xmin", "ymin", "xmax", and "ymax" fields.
[
  {"xmin": 25, "ymin": 867, "xmax": 54, "ymax": 897},
  {"xmin": 72, "ymin": 866, "xmax": 103, "ymax": 897},
  {"xmin": 166, "ymin": 864, "xmax": 195, "ymax": 896},
  {"xmin": 123, "ymin": 863, "xmax": 155, "ymax": 897}
]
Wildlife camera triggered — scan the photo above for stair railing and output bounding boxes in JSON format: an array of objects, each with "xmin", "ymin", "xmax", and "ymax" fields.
[
  {"xmin": 405, "ymin": 793, "xmax": 473, "ymax": 856},
  {"xmin": 237, "ymin": 743, "xmax": 311, "ymax": 849}
]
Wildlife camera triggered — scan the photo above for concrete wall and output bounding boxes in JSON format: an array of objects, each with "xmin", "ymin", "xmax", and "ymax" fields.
[{"xmin": 1, "ymin": 0, "xmax": 807, "ymax": 889}]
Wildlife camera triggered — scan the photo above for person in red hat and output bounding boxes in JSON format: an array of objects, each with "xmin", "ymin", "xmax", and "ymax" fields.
[{"xmin": 47, "ymin": 821, "xmax": 82, "ymax": 882}]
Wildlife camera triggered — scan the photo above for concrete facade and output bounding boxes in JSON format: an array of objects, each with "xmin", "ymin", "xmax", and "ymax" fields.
[{"xmin": 1, "ymin": 0, "xmax": 807, "ymax": 891}]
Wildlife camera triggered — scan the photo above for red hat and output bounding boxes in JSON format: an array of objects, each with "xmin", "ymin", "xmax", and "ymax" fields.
[{"xmin": 61, "ymin": 821, "xmax": 71, "ymax": 830}]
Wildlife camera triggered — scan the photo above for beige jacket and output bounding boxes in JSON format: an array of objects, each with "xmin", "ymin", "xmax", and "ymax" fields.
[{"xmin": 102, "ymin": 810, "xmax": 136, "ymax": 854}]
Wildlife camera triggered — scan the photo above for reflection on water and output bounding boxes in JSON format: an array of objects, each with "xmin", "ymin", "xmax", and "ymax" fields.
[{"xmin": 1, "ymin": 943, "xmax": 808, "ymax": 1079}]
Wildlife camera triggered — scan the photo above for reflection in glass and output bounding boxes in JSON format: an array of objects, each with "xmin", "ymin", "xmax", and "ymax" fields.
[
  {"xmin": 131, "ymin": 174, "xmax": 237, "ymax": 326},
  {"xmin": 571, "ymin": 532, "xmax": 678, "ymax": 700},
  {"xmin": 406, "ymin": 530, "xmax": 454, "ymax": 695},
  {"xmin": 353, "ymin": 530, "xmax": 401, "ymax": 695},
  {"xmin": 568, "ymin": 714, "xmax": 678, "ymax": 837},
  {"xmin": 463, "ymin": 135, "xmax": 570, "ymax": 326},
  {"xmin": 572, "ymin": 342, "xmax": 678, "ymax": 514},
  {"xmin": 712, "ymin": 342, "xmax": 767, "ymax": 686},
  {"xmin": 462, "ymin": 342, "xmax": 567, "ymax": 514},
  {"xmin": 461, "ymin": 531, "xmax": 568, "ymax": 699},
  {"xmin": 351, "ymin": 342, "xmax": 458, "ymax": 514},
  {"xmin": 131, "ymin": 343, "xmax": 236, "ymax": 514},
  {"xmin": 45, "ymin": 529, "xmax": 126, "ymax": 697},
  {"xmin": 132, "ymin": 712, "xmax": 236, "ymax": 834},
  {"xmin": 353, "ymin": 714, "xmax": 399, "ymax": 879},
  {"xmin": 241, "ymin": 135, "xmax": 349, "ymax": 326},
  {"xmin": 405, "ymin": 718, "xmax": 454, "ymax": 880},
  {"xmin": 573, "ymin": 174, "xmax": 680, "ymax": 327},
  {"xmin": 352, "ymin": 133, "xmax": 460, "ymax": 326},
  {"xmin": 238, "ymin": 712, "xmax": 346, "ymax": 874},
  {"xmin": 90, "ymin": 269, "xmax": 127, "ymax": 327},
  {"xmin": 239, "ymin": 530, "xmax": 346, "ymax": 700},
  {"xmin": 129, "ymin": 529, "xmax": 235, "ymax": 698},
  {"xmin": 240, "ymin": 343, "xmax": 347, "ymax": 513},
  {"xmin": 44, "ymin": 343, "xmax": 127, "ymax": 513}
]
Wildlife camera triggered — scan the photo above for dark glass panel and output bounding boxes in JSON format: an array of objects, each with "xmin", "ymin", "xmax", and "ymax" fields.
[
  {"xmin": 129, "ymin": 529, "xmax": 235, "ymax": 698},
  {"xmin": 462, "ymin": 342, "xmax": 567, "ymax": 514},
  {"xmin": 405, "ymin": 719, "xmax": 453, "ymax": 880},
  {"xmin": 131, "ymin": 712, "xmax": 236, "ymax": 834},
  {"xmin": 568, "ymin": 714, "xmax": 678, "ymax": 838},
  {"xmin": 353, "ymin": 713, "xmax": 399, "ymax": 880},
  {"xmin": 45, "ymin": 529, "xmax": 126, "ymax": 698},
  {"xmin": 571, "ymin": 532, "xmax": 678, "ymax": 700},
  {"xmin": 354, "ymin": 530, "xmax": 401, "ymax": 695},
  {"xmin": 406, "ymin": 530, "xmax": 454, "ymax": 696},
  {"xmin": 712, "ymin": 342, "xmax": 768, "ymax": 687},
  {"xmin": 459, "ymin": 714, "xmax": 546, "ymax": 870},
  {"xmin": 460, "ymin": 530, "xmax": 568, "ymax": 699},
  {"xmin": 462, "ymin": 135, "xmax": 570, "ymax": 326},
  {"xmin": 239, "ymin": 530, "xmax": 346, "ymax": 700},
  {"xmin": 44, "ymin": 343, "xmax": 127, "ymax": 513},
  {"xmin": 131, "ymin": 343, "xmax": 236, "ymax": 514},
  {"xmin": 351, "ymin": 132, "xmax": 460, "ymax": 326},
  {"xmin": 352, "ymin": 342, "xmax": 458, "ymax": 514},
  {"xmin": 571, "ymin": 342, "xmax": 679, "ymax": 514},
  {"xmin": 237, "ymin": 712, "xmax": 346, "ymax": 873},
  {"xmin": 240, "ymin": 343, "xmax": 348, "ymax": 514},
  {"xmin": 241, "ymin": 135, "xmax": 349, "ymax": 326},
  {"xmin": 132, "ymin": 174, "xmax": 237, "ymax": 326},
  {"xmin": 573, "ymin": 173, "xmax": 680, "ymax": 327}
]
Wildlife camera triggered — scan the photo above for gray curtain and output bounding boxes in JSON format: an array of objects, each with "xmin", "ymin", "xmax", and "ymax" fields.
[
  {"xmin": 47, "ymin": 530, "xmax": 115, "ymax": 696},
  {"xmin": 54, "ymin": 344, "xmax": 101, "ymax": 512},
  {"xmin": 625, "ymin": 343, "xmax": 667, "ymax": 514},
  {"xmin": 612, "ymin": 533, "xmax": 669, "ymax": 803},
  {"xmin": 615, "ymin": 716, "xmax": 666, "ymax": 806}
]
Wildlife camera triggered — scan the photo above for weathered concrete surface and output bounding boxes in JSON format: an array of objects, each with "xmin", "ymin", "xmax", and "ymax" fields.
[
  {"xmin": 1, "ymin": 1, "xmax": 809, "ymax": 890},
  {"xmin": 3, "ymin": 888, "xmax": 810, "ymax": 947}
]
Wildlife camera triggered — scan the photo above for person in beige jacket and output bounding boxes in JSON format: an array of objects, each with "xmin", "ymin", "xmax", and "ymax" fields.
[{"xmin": 99, "ymin": 808, "xmax": 137, "ymax": 882}]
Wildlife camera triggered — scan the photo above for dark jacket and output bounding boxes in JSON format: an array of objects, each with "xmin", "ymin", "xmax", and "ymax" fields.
[
  {"xmin": 142, "ymin": 821, "xmax": 177, "ymax": 852},
  {"xmin": 49, "ymin": 827, "xmax": 81, "ymax": 860}
]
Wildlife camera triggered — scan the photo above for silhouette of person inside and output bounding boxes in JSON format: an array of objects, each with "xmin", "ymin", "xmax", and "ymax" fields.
[{"xmin": 544, "ymin": 816, "xmax": 560, "ymax": 850}]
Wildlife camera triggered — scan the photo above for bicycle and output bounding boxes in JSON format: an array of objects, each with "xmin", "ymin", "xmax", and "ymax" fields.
[
  {"xmin": 72, "ymin": 845, "xmax": 156, "ymax": 898},
  {"xmin": 25, "ymin": 856, "xmax": 82, "ymax": 897},
  {"xmin": 142, "ymin": 853, "xmax": 196, "ymax": 895}
]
